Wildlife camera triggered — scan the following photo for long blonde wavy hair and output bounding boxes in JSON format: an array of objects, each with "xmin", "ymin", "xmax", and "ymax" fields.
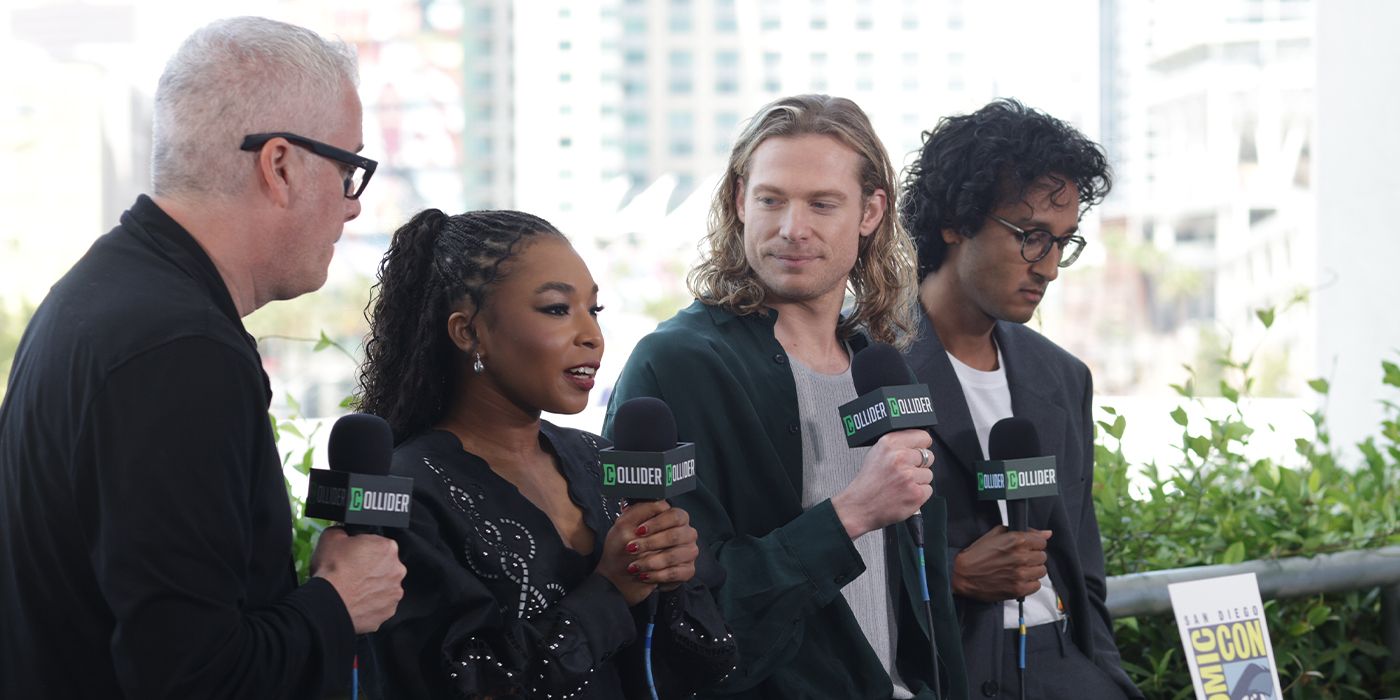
[{"xmin": 687, "ymin": 94, "xmax": 918, "ymax": 347}]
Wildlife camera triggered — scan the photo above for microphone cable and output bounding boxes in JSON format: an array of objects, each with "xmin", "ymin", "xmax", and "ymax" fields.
[
  {"xmin": 1015, "ymin": 499, "xmax": 1028, "ymax": 700},
  {"xmin": 642, "ymin": 587, "xmax": 660, "ymax": 700},
  {"xmin": 351, "ymin": 653, "xmax": 360, "ymax": 700},
  {"xmin": 908, "ymin": 513, "xmax": 942, "ymax": 699}
]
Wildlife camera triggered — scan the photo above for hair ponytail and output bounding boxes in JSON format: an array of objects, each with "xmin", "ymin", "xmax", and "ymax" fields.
[{"xmin": 356, "ymin": 209, "xmax": 564, "ymax": 443}]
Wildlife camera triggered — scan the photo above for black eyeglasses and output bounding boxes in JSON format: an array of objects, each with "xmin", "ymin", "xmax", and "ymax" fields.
[
  {"xmin": 240, "ymin": 132, "xmax": 377, "ymax": 200},
  {"xmin": 988, "ymin": 215, "xmax": 1086, "ymax": 268}
]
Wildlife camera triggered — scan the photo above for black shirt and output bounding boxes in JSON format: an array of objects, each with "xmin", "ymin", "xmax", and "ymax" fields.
[
  {"xmin": 374, "ymin": 423, "xmax": 737, "ymax": 699},
  {"xmin": 0, "ymin": 196, "xmax": 354, "ymax": 698}
]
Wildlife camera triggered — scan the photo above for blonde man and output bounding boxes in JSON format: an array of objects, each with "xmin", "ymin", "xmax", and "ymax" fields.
[{"xmin": 607, "ymin": 94, "xmax": 968, "ymax": 700}]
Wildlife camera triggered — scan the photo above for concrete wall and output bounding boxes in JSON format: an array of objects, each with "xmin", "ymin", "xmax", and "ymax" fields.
[{"xmin": 1315, "ymin": 0, "xmax": 1400, "ymax": 451}]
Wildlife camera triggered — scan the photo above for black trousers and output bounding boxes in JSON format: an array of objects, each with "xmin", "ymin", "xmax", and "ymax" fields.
[{"xmin": 988, "ymin": 621, "xmax": 1130, "ymax": 700}]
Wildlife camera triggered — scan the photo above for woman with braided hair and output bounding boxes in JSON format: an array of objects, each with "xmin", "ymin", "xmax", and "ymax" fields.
[{"xmin": 358, "ymin": 209, "xmax": 736, "ymax": 699}]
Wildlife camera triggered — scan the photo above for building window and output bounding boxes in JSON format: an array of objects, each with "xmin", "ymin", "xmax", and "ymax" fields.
[{"xmin": 668, "ymin": 111, "xmax": 695, "ymax": 131}]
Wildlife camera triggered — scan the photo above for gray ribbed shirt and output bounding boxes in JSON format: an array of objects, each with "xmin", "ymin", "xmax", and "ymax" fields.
[{"xmin": 789, "ymin": 354, "xmax": 913, "ymax": 699}]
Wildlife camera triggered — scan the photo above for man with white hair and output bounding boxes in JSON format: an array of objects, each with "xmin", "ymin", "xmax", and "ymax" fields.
[{"xmin": 0, "ymin": 17, "xmax": 405, "ymax": 698}]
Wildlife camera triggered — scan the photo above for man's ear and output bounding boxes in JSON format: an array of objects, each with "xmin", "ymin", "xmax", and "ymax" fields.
[
  {"xmin": 859, "ymin": 189, "xmax": 888, "ymax": 238},
  {"xmin": 254, "ymin": 138, "xmax": 297, "ymax": 208}
]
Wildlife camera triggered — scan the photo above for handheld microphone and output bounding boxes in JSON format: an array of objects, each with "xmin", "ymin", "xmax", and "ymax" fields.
[
  {"xmin": 600, "ymin": 397, "xmax": 699, "ymax": 700},
  {"xmin": 844, "ymin": 342, "xmax": 942, "ymax": 699},
  {"xmin": 304, "ymin": 413, "xmax": 413, "ymax": 531},
  {"xmin": 841, "ymin": 343, "xmax": 939, "ymax": 448},
  {"xmin": 976, "ymin": 417, "xmax": 1059, "ymax": 514},
  {"xmin": 303, "ymin": 413, "xmax": 412, "ymax": 700},
  {"xmin": 978, "ymin": 417, "xmax": 1058, "ymax": 700},
  {"xmin": 599, "ymin": 397, "xmax": 698, "ymax": 501}
]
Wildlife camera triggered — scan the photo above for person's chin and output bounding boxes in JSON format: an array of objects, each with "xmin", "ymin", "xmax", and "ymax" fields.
[
  {"xmin": 1002, "ymin": 305, "xmax": 1037, "ymax": 324},
  {"xmin": 548, "ymin": 391, "xmax": 591, "ymax": 416}
]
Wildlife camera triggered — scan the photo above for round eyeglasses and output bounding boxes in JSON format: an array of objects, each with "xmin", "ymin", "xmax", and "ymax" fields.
[{"xmin": 988, "ymin": 215, "xmax": 1086, "ymax": 267}]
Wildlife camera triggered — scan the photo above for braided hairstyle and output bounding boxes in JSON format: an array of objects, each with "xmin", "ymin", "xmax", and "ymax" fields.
[{"xmin": 356, "ymin": 208, "xmax": 564, "ymax": 444}]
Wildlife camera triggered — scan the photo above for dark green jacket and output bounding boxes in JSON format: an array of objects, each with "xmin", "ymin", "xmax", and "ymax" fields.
[{"xmin": 605, "ymin": 301, "xmax": 969, "ymax": 700}]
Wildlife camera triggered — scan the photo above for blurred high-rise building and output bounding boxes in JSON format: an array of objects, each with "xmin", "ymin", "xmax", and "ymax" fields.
[{"xmin": 1094, "ymin": 0, "xmax": 1316, "ymax": 396}]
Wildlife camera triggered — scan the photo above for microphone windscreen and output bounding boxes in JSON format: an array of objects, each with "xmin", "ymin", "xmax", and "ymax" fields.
[
  {"xmin": 328, "ymin": 413, "xmax": 394, "ymax": 476},
  {"xmin": 851, "ymin": 342, "xmax": 917, "ymax": 395},
  {"xmin": 988, "ymin": 417, "xmax": 1040, "ymax": 460},
  {"xmin": 611, "ymin": 397, "xmax": 678, "ymax": 452}
]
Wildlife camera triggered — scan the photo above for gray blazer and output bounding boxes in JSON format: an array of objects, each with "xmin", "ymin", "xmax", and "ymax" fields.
[{"xmin": 905, "ymin": 312, "xmax": 1142, "ymax": 699}]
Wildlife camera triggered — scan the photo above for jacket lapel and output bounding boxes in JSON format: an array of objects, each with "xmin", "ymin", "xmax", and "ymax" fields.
[
  {"xmin": 907, "ymin": 313, "xmax": 986, "ymax": 482},
  {"xmin": 994, "ymin": 323, "xmax": 1068, "ymax": 533}
]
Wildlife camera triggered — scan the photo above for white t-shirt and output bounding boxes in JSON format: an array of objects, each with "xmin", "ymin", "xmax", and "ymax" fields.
[{"xmin": 946, "ymin": 345, "xmax": 1063, "ymax": 629}]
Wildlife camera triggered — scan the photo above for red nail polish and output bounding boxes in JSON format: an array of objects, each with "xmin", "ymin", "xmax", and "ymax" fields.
[
  {"xmin": 636, "ymin": 525, "xmax": 647, "ymax": 536},
  {"xmin": 627, "ymin": 563, "xmax": 639, "ymax": 574},
  {"xmin": 639, "ymin": 573, "xmax": 650, "ymax": 582},
  {"xmin": 626, "ymin": 542, "xmax": 639, "ymax": 553}
]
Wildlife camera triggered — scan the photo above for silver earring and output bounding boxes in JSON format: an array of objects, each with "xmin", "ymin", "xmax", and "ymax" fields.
[{"xmin": 472, "ymin": 352, "xmax": 485, "ymax": 374}]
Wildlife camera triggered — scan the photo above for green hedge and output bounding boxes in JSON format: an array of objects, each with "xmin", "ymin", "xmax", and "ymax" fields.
[{"xmin": 1095, "ymin": 319, "xmax": 1400, "ymax": 697}]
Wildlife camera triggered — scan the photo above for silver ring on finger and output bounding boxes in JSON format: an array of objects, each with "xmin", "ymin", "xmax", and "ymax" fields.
[{"xmin": 916, "ymin": 447, "xmax": 933, "ymax": 469}]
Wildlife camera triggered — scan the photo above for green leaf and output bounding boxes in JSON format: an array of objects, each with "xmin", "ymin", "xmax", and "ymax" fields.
[
  {"xmin": 1307, "ymin": 469, "xmax": 1322, "ymax": 494},
  {"xmin": 1384, "ymin": 360, "xmax": 1400, "ymax": 388},
  {"xmin": 1106, "ymin": 414, "xmax": 1127, "ymax": 440},
  {"xmin": 297, "ymin": 447, "xmax": 315, "ymax": 475},
  {"xmin": 1170, "ymin": 407, "xmax": 1189, "ymax": 427},
  {"xmin": 1307, "ymin": 378, "xmax": 1330, "ymax": 395},
  {"xmin": 1306, "ymin": 604, "xmax": 1331, "ymax": 627},
  {"xmin": 1220, "ymin": 541, "xmax": 1246, "ymax": 564},
  {"xmin": 1256, "ymin": 307, "xmax": 1275, "ymax": 329},
  {"xmin": 278, "ymin": 421, "xmax": 305, "ymax": 440},
  {"xmin": 1220, "ymin": 381, "xmax": 1240, "ymax": 403},
  {"xmin": 339, "ymin": 395, "xmax": 356, "ymax": 409},
  {"xmin": 1101, "ymin": 405, "xmax": 1117, "ymax": 416},
  {"xmin": 314, "ymin": 330, "xmax": 333, "ymax": 352},
  {"xmin": 1188, "ymin": 436, "xmax": 1211, "ymax": 459}
]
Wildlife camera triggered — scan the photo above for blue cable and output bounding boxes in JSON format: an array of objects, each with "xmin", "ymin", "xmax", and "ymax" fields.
[
  {"xmin": 351, "ymin": 653, "xmax": 359, "ymax": 700},
  {"xmin": 644, "ymin": 621, "xmax": 658, "ymax": 700},
  {"xmin": 916, "ymin": 545, "xmax": 930, "ymax": 601},
  {"xmin": 909, "ymin": 514, "xmax": 941, "ymax": 698},
  {"xmin": 1018, "ymin": 605, "xmax": 1027, "ymax": 669}
]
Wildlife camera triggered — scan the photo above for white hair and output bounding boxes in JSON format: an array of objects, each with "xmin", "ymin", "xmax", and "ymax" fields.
[{"xmin": 151, "ymin": 16, "xmax": 359, "ymax": 198}]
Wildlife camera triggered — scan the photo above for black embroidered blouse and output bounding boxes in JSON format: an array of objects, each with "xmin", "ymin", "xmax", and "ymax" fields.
[{"xmin": 372, "ymin": 421, "xmax": 737, "ymax": 699}]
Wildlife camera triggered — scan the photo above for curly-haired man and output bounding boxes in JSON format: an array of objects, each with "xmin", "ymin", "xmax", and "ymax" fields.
[{"xmin": 899, "ymin": 99, "xmax": 1142, "ymax": 700}]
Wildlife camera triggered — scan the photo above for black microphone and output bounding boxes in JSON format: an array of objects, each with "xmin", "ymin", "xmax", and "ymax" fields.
[
  {"xmin": 841, "ymin": 343, "xmax": 938, "ymax": 448},
  {"xmin": 977, "ymin": 417, "xmax": 1059, "ymax": 521},
  {"xmin": 304, "ymin": 413, "xmax": 413, "ymax": 530},
  {"xmin": 979, "ymin": 417, "xmax": 1059, "ymax": 700},
  {"xmin": 844, "ymin": 342, "xmax": 943, "ymax": 699},
  {"xmin": 600, "ymin": 396, "xmax": 702, "ymax": 700},
  {"xmin": 600, "ymin": 397, "xmax": 698, "ymax": 501}
]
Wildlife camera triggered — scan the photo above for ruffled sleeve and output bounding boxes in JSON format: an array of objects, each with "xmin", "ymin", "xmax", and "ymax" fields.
[{"xmin": 625, "ymin": 577, "xmax": 739, "ymax": 699}]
